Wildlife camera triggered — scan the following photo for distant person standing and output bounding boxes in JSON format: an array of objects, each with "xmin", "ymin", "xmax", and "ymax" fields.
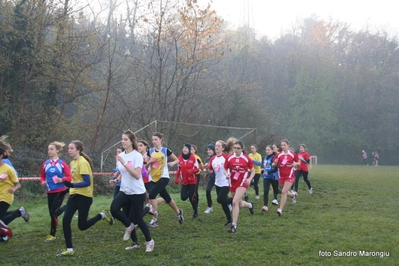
[
  {"xmin": 362, "ymin": 150, "xmax": 368, "ymax": 165},
  {"xmin": 372, "ymin": 150, "xmax": 379, "ymax": 166}
]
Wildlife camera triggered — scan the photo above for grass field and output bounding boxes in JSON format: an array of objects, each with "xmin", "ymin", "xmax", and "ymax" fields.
[{"xmin": 1, "ymin": 165, "xmax": 398, "ymax": 265}]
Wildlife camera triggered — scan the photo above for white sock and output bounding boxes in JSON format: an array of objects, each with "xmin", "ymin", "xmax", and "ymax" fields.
[
  {"xmin": 67, "ymin": 248, "xmax": 74, "ymax": 252},
  {"xmin": 100, "ymin": 212, "xmax": 105, "ymax": 219}
]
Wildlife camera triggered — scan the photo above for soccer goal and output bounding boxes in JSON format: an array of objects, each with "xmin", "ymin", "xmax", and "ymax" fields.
[{"xmin": 100, "ymin": 120, "xmax": 257, "ymax": 171}]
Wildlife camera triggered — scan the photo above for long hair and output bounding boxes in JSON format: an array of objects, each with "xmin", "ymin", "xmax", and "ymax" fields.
[
  {"xmin": 0, "ymin": 135, "xmax": 13, "ymax": 158},
  {"xmin": 123, "ymin": 129, "xmax": 138, "ymax": 151},
  {"xmin": 70, "ymin": 140, "xmax": 93, "ymax": 170},
  {"xmin": 225, "ymin": 137, "xmax": 237, "ymax": 154}
]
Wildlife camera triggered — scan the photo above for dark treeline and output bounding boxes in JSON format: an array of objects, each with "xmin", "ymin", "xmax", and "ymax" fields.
[{"xmin": 1, "ymin": 0, "xmax": 398, "ymax": 175}]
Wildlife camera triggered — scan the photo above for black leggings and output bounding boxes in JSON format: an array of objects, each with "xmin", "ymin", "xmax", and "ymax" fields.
[
  {"xmin": 216, "ymin": 185, "xmax": 232, "ymax": 222},
  {"xmin": 195, "ymin": 174, "xmax": 201, "ymax": 205},
  {"xmin": 294, "ymin": 170, "xmax": 312, "ymax": 191},
  {"xmin": 263, "ymin": 179, "xmax": 280, "ymax": 207},
  {"xmin": 62, "ymin": 194, "xmax": 102, "ymax": 249},
  {"xmin": 181, "ymin": 184, "xmax": 198, "ymax": 214},
  {"xmin": 47, "ymin": 190, "xmax": 68, "ymax": 236},
  {"xmin": 252, "ymin": 173, "xmax": 261, "ymax": 196},
  {"xmin": 0, "ymin": 201, "xmax": 21, "ymax": 238},
  {"xmin": 0, "ymin": 201, "xmax": 21, "ymax": 225},
  {"xmin": 205, "ymin": 176, "xmax": 215, "ymax": 208},
  {"xmin": 111, "ymin": 192, "xmax": 151, "ymax": 242},
  {"xmin": 148, "ymin": 178, "xmax": 172, "ymax": 203}
]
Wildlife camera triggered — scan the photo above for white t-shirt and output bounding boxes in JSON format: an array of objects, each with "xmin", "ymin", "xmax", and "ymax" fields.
[
  {"xmin": 209, "ymin": 154, "xmax": 229, "ymax": 187},
  {"xmin": 117, "ymin": 150, "xmax": 146, "ymax": 195}
]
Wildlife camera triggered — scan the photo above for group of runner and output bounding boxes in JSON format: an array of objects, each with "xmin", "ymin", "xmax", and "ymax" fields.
[{"xmin": 0, "ymin": 132, "xmax": 314, "ymax": 256}]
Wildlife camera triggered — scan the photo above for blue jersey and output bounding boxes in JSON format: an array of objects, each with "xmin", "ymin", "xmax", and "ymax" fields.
[
  {"xmin": 43, "ymin": 159, "xmax": 68, "ymax": 191},
  {"xmin": 262, "ymin": 154, "xmax": 278, "ymax": 180}
]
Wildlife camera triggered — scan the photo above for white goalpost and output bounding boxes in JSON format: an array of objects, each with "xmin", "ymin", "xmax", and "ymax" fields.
[{"xmin": 100, "ymin": 120, "xmax": 257, "ymax": 171}]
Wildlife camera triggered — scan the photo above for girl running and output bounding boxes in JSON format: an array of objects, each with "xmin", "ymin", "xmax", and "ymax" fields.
[
  {"xmin": 0, "ymin": 136, "xmax": 29, "ymax": 242},
  {"xmin": 40, "ymin": 141, "xmax": 71, "ymax": 243},
  {"xmin": 203, "ymin": 143, "xmax": 216, "ymax": 214},
  {"xmin": 138, "ymin": 140, "xmax": 165, "ymax": 217},
  {"xmin": 57, "ymin": 140, "xmax": 114, "ymax": 257},
  {"xmin": 111, "ymin": 147, "xmax": 124, "ymax": 199},
  {"xmin": 208, "ymin": 140, "xmax": 232, "ymax": 226},
  {"xmin": 223, "ymin": 140, "xmax": 255, "ymax": 233},
  {"xmin": 190, "ymin": 145, "xmax": 204, "ymax": 209},
  {"xmin": 294, "ymin": 144, "xmax": 313, "ymax": 195},
  {"xmin": 273, "ymin": 139, "xmax": 299, "ymax": 216},
  {"xmin": 146, "ymin": 132, "xmax": 184, "ymax": 228},
  {"xmin": 261, "ymin": 145, "xmax": 279, "ymax": 212},
  {"xmin": 174, "ymin": 143, "xmax": 199, "ymax": 218},
  {"xmin": 110, "ymin": 130, "xmax": 154, "ymax": 252},
  {"xmin": 248, "ymin": 145, "xmax": 262, "ymax": 200}
]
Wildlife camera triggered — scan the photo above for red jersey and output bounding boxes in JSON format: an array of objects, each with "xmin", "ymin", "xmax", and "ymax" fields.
[
  {"xmin": 275, "ymin": 151, "xmax": 298, "ymax": 179},
  {"xmin": 224, "ymin": 153, "xmax": 254, "ymax": 188},
  {"xmin": 297, "ymin": 151, "xmax": 310, "ymax": 172},
  {"xmin": 174, "ymin": 154, "xmax": 199, "ymax": 185}
]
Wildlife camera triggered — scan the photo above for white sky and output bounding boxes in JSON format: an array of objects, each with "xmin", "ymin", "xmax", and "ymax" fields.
[{"xmin": 199, "ymin": 0, "xmax": 398, "ymax": 39}]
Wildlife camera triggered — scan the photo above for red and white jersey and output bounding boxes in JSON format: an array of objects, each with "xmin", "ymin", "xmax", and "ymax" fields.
[
  {"xmin": 209, "ymin": 154, "xmax": 229, "ymax": 187},
  {"xmin": 275, "ymin": 151, "xmax": 298, "ymax": 178},
  {"xmin": 224, "ymin": 153, "xmax": 254, "ymax": 186},
  {"xmin": 297, "ymin": 151, "xmax": 310, "ymax": 172}
]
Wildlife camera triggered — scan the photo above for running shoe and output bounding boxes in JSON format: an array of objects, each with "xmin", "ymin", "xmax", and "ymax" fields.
[
  {"xmin": 249, "ymin": 202, "xmax": 254, "ymax": 214},
  {"xmin": 102, "ymin": 210, "xmax": 115, "ymax": 225},
  {"xmin": 123, "ymin": 223, "xmax": 134, "ymax": 241},
  {"xmin": 143, "ymin": 206, "xmax": 150, "ymax": 216},
  {"xmin": 45, "ymin": 235, "xmax": 56, "ymax": 243},
  {"xmin": 309, "ymin": 187, "xmax": 313, "ymax": 194},
  {"xmin": 261, "ymin": 206, "xmax": 268, "ymax": 212},
  {"xmin": 19, "ymin": 207, "xmax": 29, "ymax": 222},
  {"xmin": 57, "ymin": 249, "xmax": 75, "ymax": 257},
  {"xmin": 291, "ymin": 194, "xmax": 297, "ymax": 204},
  {"xmin": 147, "ymin": 204, "xmax": 155, "ymax": 216},
  {"xmin": 0, "ymin": 236, "xmax": 9, "ymax": 242},
  {"xmin": 0, "ymin": 220, "xmax": 12, "ymax": 238},
  {"xmin": 271, "ymin": 199, "xmax": 278, "ymax": 205},
  {"xmin": 277, "ymin": 208, "xmax": 282, "ymax": 216},
  {"xmin": 125, "ymin": 242, "xmax": 141, "ymax": 250},
  {"xmin": 227, "ymin": 225, "xmax": 237, "ymax": 233},
  {"xmin": 192, "ymin": 213, "xmax": 199, "ymax": 219},
  {"xmin": 204, "ymin": 207, "xmax": 213, "ymax": 214},
  {"xmin": 224, "ymin": 220, "xmax": 232, "ymax": 226},
  {"xmin": 177, "ymin": 209, "xmax": 184, "ymax": 224},
  {"xmin": 146, "ymin": 239, "xmax": 155, "ymax": 252},
  {"xmin": 148, "ymin": 219, "xmax": 159, "ymax": 228}
]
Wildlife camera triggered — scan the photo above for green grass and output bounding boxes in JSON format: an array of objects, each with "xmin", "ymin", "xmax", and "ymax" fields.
[{"xmin": 2, "ymin": 165, "xmax": 398, "ymax": 265}]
